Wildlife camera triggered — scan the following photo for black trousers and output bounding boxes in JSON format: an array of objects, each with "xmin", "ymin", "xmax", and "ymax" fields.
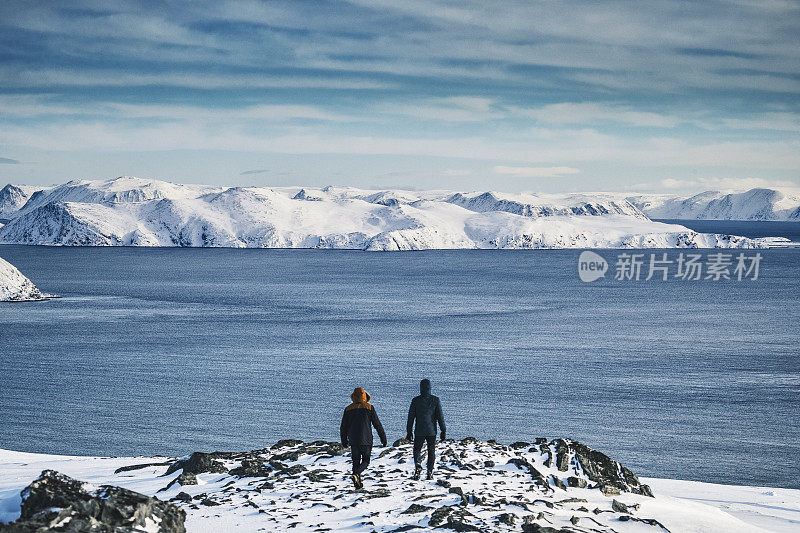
[
  {"xmin": 350, "ymin": 445, "xmax": 372, "ymax": 475},
  {"xmin": 413, "ymin": 436, "xmax": 436, "ymax": 472}
]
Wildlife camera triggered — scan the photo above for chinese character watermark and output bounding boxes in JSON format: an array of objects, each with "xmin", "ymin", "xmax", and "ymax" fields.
[{"xmin": 579, "ymin": 251, "xmax": 762, "ymax": 282}]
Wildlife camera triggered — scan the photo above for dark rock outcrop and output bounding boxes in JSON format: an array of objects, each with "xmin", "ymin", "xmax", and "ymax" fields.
[
  {"xmin": 1, "ymin": 470, "xmax": 185, "ymax": 533},
  {"xmin": 401, "ymin": 503, "xmax": 433, "ymax": 514},
  {"xmin": 506, "ymin": 457, "xmax": 545, "ymax": 481},
  {"xmin": 159, "ymin": 472, "xmax": 198, "ymax": 492},
  {"xmin": 521, "ymin": 524, "xmax": 572, "ymax": 533},
  {"xmin": 559, "ymin": 440, "xmax": 653, "ymax": 497},
  {"xmin": 429, "ymin": 505, "xmax": 481, "ymax": 531},
  {"xmin": 612, "ymin": 499, "xmax": 640, "ymax": 514},
  {"xmin": 566, "ymin": 476, "xmax": 587, "ymax": 488},
  {"xmin": 554, "ymin": 440, "xmax": 570, "ymax": 472},
  {"xmin": 228, "ymin": 458, "xmax": 272, "ymax": 477},
  {"xmin": 165, "ymin": 451, "xmax": 228, "ymax": 476},
  {"xmin": 271, "ymin": 439, "xmax": 304, "ymax": 449},
  {"xmin": 114, "ymin": 461, "xmax": 172, "ymax": 474},
  {"xmin": 619, "ymin": 515, "xmax": 671, "ymax": 531}
]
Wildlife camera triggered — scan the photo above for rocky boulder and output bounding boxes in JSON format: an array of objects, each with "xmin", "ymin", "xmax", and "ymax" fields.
[
  {"xmin": 165, "ymin": 451, "xmax": 228, "ymax": 476},
  {"xmin": 228, "ymin": 458, "xmax": 272, "ymax": 477},
  {"xmin": 0, "ymin": 470, "xmax": 186, "ymax": 532},
  {"xmin": 567, "ymin": 441, "xmax": 653, "ymax": 497}
]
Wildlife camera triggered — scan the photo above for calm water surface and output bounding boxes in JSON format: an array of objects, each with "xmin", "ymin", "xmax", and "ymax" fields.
[{"xmin": 1, "ymin": 243, "xmax": 798, "ymax": 488}]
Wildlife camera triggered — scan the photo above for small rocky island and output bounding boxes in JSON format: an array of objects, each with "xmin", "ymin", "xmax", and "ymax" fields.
[
  {"xmin": 0, "ymin": 257, "xmax": 46, "ymax": 302},
  {"xmin": 1, "ymin": 438, "xmax": 683, "ymax": 532}
]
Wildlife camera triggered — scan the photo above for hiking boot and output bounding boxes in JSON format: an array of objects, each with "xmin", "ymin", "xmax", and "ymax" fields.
[
  {"xmin": 351, "ymin": 474, "xmax": 361, "ymax": 489},
  {"xmin": 426, "ymin": 470, "xmax": 434, "ymax": 480},
  {"xmin": 356, "ymin": 474, "xmax": 364, "ymax": 489},
  {"xmin": 412, "ymin": 467, "xmax": 421, "ymax": 480}
]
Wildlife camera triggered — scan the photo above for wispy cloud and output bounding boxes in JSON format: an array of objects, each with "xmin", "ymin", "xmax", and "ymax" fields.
[
  {"xmin": 0, "ymin": 67, "xmax": 392, "ymax": 90},
  {"xmin": 382, "ymin": 97, "xmax": 499, "ymax": 122},
  {"xmin": 721, "ymin": 112, "xmax": 800, "ymax": 132},
  {"xmin": 512, "ymin": 103, "xmax": 682, "ymax": 128},
  {"xmin": 493, "ymin": 166, "xmax": 580, "ymax": 178},
  {"xmin": 631, "ymin": 177, "xmax": 799, "ymax": 193},
  {"xmin": 240, "ymin": 169, "xmax": 269, "ymax": 175},
  {"xmin": 0, "ymin": 156, "xmax": 21, "ymax": 164}
]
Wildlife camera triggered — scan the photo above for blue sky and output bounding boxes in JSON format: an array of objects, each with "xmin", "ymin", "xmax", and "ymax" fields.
[{"xmin": 0, "ymin": 0, "xmax": 798, "ymax": 192}]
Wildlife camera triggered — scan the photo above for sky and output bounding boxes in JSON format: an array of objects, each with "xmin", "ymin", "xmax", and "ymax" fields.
[{"xmin": 0, "ymin": 0, "xmax": 798, "ymax": 193}]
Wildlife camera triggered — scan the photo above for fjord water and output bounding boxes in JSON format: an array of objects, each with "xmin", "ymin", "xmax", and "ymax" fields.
[
  {"xmin": 1, "ymin": 245, "xmax": 798, "ymax": 489},
  {"xmin": 655, "ymin": 219, "xmax": 800, "ymax": 241}
]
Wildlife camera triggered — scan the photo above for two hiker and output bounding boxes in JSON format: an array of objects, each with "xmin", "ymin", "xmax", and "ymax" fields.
[{"xmin": 340, "ymin": 379, "xmax": 446, "ymax": 489}]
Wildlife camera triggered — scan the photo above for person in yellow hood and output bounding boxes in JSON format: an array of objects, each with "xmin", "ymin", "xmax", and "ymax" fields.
[{"xmin": 340, "ymin": 387, "xmax": 387, "ymax": 489}]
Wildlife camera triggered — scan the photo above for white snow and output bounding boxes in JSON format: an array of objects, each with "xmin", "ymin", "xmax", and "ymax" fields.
[
  {"xmin": 0, "ymin": 184, "xmax": 48, "ymax": 220},
  {"xmin": 644, "ymin": 478, "xmax": 800, "ymax": 533},
  {"xmin": 627, "ymin": 188, "xmax": 800, "ymax": 221},
  {"xmin": 1, "ymin": 444, "xmax": 798, "ymax": 532},
  {"xmin": 0, "ymin": 256, "xmax": 44, "ymax": 301},
  {"xmin": 0, "ymin": 177, "xmax": 768, "ymax": 249}
]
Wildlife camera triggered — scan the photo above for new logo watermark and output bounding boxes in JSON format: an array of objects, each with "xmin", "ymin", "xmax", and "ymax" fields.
[
  {"xmin": 578, "ymin": 251, "xmax": 608, "ymax": 282},
  {"xmin": 578, "ymin": 251, "xmax": 762, "ymax": 282}
]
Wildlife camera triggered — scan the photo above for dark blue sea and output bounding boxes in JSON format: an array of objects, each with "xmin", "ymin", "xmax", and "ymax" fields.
[{"xmin": 1, "ymin": 242, "xmax": 798, "ymax": 488}]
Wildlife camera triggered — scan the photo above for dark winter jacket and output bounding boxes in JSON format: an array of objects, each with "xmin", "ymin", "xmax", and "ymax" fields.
[
  {"xmin": 407, "ymin": 379, "xmax": 446, "ymax": 438},
  {"xmin": 340, "ymin": 387, "xmax": 387, "ymax": 447}
]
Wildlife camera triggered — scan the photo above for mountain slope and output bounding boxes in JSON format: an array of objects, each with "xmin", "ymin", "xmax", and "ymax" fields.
[
  {"xmin": 0, "ymin": 177, "xmax": 764, "ymax": 249},
  {"xmin": 0, "ymin": 256, "xmax": 44, "ymax": 301},
  {"xmin": 628, "ymin": 187, "xmax": 800, "ymax": 221},
  {"xmin": 0, "ymin": 184, "xmax": 46, "ymax": 220}
]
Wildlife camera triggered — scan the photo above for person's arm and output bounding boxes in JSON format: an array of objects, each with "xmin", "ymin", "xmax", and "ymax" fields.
[
  {"xmin": 406, "ymin": 399, "xmax": 416, "ymax": 440},
  {"xmin": 436, "ymin": 398, "xmax": 446, "ymax": 440},
  {"xmin": 371, "ymin": 407, "xmax": 387, "ymax": 446},
  {"xmin": 340, "ymin": 409, "xmax": 349, "ymax": 447}
]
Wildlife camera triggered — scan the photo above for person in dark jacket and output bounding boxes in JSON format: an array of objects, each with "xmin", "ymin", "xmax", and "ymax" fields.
[
  {"xmin": 406, "ymin": 378, "xmax": 446, "ymax": 480},
  {"xmin": 340, "ymin": 387, "xmax": 387, "ymax": 489}
]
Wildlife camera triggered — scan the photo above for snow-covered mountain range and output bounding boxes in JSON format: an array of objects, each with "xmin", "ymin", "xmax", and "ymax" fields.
[
  {"xmin": 0, "ymin": 256, "xmax": 44, "ymax": 301},
  {"xmin": 628, "ymin": 188, "xmax": 800, "ymax": 221},
  {"xmin": 3, "ymin": 438, "xmax": 798, "ymax": 532},
  {"xmin": 0, "ymin": 177, "xmax": 776, "ymax": 249}
]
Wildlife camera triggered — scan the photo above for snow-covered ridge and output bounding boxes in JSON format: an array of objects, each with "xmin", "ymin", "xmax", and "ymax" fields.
[
  {"xmin": 0, "ymin": 256, "xmax": 45, "ymax": 301},
  {"xmin": 0, "ymin": 177, "xmax": 766, "ymax": 249},
  {"xmin": 2, "ymin": 439, "xmax": 798, "ymax": 532},
  {"xmin": 0, "ymin": 184, "xmax": 48, "ymax": 221},
  {"xmin": 628, "ymin": 188, "xmax": 800, "ymax": 221}
]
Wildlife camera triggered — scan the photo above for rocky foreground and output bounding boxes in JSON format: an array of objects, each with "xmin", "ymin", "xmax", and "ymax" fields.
[{"xmin": 0, "ymin": 438, "xmax": 796, "ymax": 533}]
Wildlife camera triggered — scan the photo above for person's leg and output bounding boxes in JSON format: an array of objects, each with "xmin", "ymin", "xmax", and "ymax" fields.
[
  {"xmin": 426, "ymin": 436, "xmax": 436, "ymax": 474},
  {"xmin": 356, "ymin": 445, "xmax": 371, "ymax": 475},
  {"xmin": 351, "ymin": 445, "xmax": 362, "ymax": 475},
  {"xmin": 412, "ymin": 436, "xmax": 424, "ymax": 479},
  {"xmin": 413, "ymin": 436, "xmax": 425, "ymax": 469}
]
